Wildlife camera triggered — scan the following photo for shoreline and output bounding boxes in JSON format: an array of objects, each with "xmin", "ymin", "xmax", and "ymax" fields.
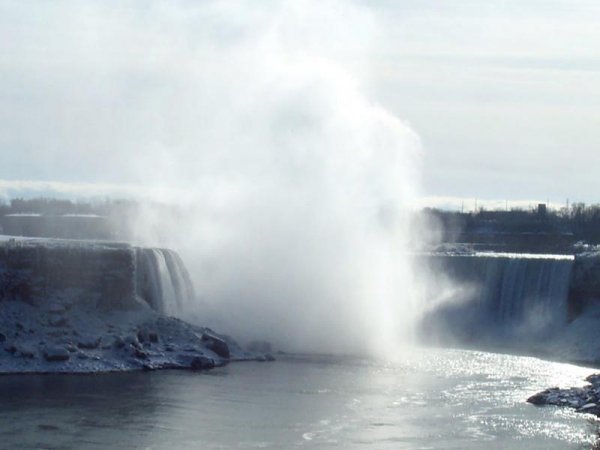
[{"xmin": 0, "ymin": 297, "xmax": 273, "ymax": 375}]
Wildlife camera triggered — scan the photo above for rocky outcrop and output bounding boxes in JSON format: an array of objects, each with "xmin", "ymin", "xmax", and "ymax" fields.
[
  {"xmin": 0, "ymin": 238, "xmax": 197, "ymax": 314},
  {"xmin": 200, "ymin": 332, "xmax": 230, "ymax": 359},
  {"xmin": 0, "ymin": 237, "xmax": 273, "ymax": 374},
  {"xmin": 528, "ymin": 373, "xmax": 600, "ymax": 416},
  {"xmin": 43, "ymin": 346, "xmax": 70, "ymax": 362},
  {"xmin": 0, "ymin": 293, "xmax": 272, "ymax": 373}
]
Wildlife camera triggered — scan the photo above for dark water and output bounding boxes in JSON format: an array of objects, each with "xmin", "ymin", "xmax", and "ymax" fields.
[{"xmin": 0, "ymin": 348, "xmax": 598, "ymax": 449}]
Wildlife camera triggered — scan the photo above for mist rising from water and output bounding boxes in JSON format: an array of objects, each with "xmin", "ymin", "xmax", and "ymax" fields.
[
  {"xmin": 166, "ymin": 4, "xmax": 421, "ymax": 356},
  {"xmin": 6, "ymin": 1, "xmax": 424, "ymax": 356}
]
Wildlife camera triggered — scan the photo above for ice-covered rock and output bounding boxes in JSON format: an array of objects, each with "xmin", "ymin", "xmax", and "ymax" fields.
[
  {"xmin": 43, "ymin": 346, "xmax": 70, "ymax": 362},
  {"xmin": 0, "ymin": 237, "xmax": 272, "ymax": 374},
  {"xmin": 4, "ymin": 343, "xmax": 16, "ymax": 354},
  {"xmin": 190, "ymin": 356, "xmax": 215, "ymax": 370},
  {"xmin": 201, "ymin": 332, "xmax": 230, "ymax": 359},
  {"xmin": 17, "ymin": 344, "xmax": 36, "ymax": 358},
  {"xmin": 136, "ymin": 328, "xmax": 159, "ymax": 344},
  {"xmin": 112, "ymin": 336, "xmax": 125, "ymax": 349},
  {"xmin": 48, "ymin": 315, "xmax": 68, "ymax": 327},
  {"xmin": 528, "ymin": 373, "xmax": 600, "ymax": 417},
  {"xmin": 124, "ymin": 335, "xmax": 141, "ymax": 348},
  {"xmin": 77, "ymin": 336, "xmax": 101, "ymax": 349},
  {"xmin": 0, "ymin": 237, "xmax": 196, "ymax": 314}
]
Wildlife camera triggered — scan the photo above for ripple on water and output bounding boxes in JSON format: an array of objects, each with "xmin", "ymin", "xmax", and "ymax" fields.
[{"xmin": 0, "ymin": 348, "xmax": 597, "ymax": 449}]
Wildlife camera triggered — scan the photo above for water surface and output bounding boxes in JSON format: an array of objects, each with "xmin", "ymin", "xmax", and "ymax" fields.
[{"xmin": 1, "ymin": 348, "xmax": 598, "ymax": 449}]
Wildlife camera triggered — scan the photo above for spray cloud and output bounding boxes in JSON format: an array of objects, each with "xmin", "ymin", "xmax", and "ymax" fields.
[{"xmin": 1, "ymin": 0, "xmax": 422, "ymax": 355}]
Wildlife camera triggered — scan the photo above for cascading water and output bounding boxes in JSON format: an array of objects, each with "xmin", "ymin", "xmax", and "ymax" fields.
[
  {"xmin": 421, "ymin": 253, "xmax": 574, "ymax": 341},
  {"xmin": 135, "ymin": 248, "xmax": 196, "ymax": 316},
  {"xmin": 162, "ymin": 250, "xmax": 196, "ymax": 312}
]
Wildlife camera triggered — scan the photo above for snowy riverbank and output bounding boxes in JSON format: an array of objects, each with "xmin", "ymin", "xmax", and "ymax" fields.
[
  {"xmin": 0, "ymin": 236, "xmax": 272, "ymax": 374},
  {"xmin": 0, "ymin": 296, "xmax": 268, "ymax": 374}
]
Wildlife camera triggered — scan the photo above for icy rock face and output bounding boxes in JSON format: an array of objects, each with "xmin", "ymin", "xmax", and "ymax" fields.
[
  {"xmin": 0, "ymin": 237, "xmax": 271, "ymax": 374},
  {"xmin": 570, "ymin": 252, "xmax": 600, "ymax": 305},
  {"xmin": 0, "ymin": 238, "xmax": 136, "ymax": 309},
  {"xmin": 0, "ymin": 238, "xmax": 196, "ymax": 314}
]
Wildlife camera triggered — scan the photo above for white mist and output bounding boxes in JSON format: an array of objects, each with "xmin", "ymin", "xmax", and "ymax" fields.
[
  {"xmin": 6, "ymin": 0, "xmax": 425, "ymax": 356},
  {"xmin": 122, "ymin": 1, "xmax": 423, "ymax": 356}
]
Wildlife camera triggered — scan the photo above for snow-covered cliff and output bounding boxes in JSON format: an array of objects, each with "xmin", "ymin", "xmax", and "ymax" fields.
[{"xmin": 0, "ymin": 237, "xmax": 271, "ymax": 374}]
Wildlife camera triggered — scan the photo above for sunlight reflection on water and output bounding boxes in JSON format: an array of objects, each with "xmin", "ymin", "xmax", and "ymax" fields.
[{"xmin": 0, "ymin": 347, "xmax": 597, "ymax": 449}]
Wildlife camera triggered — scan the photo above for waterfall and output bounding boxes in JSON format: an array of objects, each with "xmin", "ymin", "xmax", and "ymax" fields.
[
  {"xmin": 423, "ymin": 253, "xmax": 574, "ymax": 339},
  {"xmin": 135, "ymin": 248, "xmax": 196, "ymax": 315},
  {"xmin": 475, "ymin": 255, "xmax": 573, "ymax": 326}
]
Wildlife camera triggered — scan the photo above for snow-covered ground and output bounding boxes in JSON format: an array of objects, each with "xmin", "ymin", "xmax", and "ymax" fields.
[{"xmin": 0, "ymin": 236, "xmax": 272, "ymax": 374}]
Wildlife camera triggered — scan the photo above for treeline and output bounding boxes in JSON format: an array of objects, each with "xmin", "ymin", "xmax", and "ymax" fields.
[
  {"xmin": 423, "ymin": 203, "xmax": 600, "ymax": 245},
  {"xmin": 0, "ymin": 197, "xmax": 142, "ymax": 241},
  {"xmin": 560, "ymin": 203, "xmax": 600, "ymax": 243},
  {"xmin": 5, "ymin": 197, "xmax": 600, "ymax": 245},
  {"xmin": 0, "ymin": 197, "xmax": 138, "ymax": 217},
  {"xmin": 0, "ymin": 197, "xmax": 186, "ymax": 242}
]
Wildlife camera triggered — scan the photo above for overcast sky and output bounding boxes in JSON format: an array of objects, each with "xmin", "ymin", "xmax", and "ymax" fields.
[
  {"xmin": 1, "ymin": 0, "xmax": 599, "ymax": 210},
  {"xmin": 365, "ymin": 0, "xmax": 600, "ymax": 209}
]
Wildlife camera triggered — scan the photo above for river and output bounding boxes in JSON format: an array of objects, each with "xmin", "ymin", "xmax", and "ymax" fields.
[{"xmin": 0, "ymin": 347, "xmax": 597, "ymax": 449}]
